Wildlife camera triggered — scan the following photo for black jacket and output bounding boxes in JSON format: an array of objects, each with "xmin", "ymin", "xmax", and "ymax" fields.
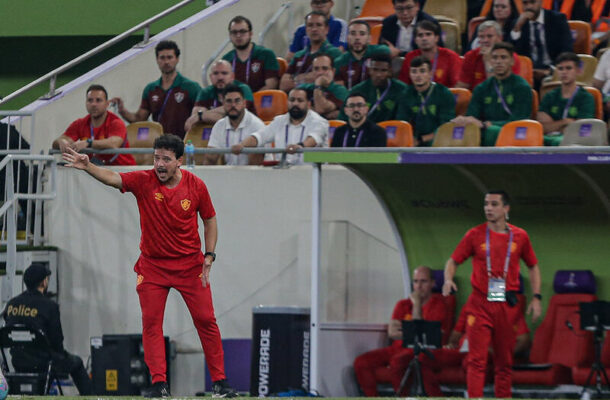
[
  {"xmin": 331, "ymin": 119, "xmax": 387, "ymax": 147},
  {"xmin": 379, "ymin": 11, "xmax": 443, "ymax": 56}
]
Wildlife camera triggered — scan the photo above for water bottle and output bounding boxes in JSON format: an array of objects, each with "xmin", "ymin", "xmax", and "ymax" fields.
[{"xmin": 185, "ymin": 140, "xmax": 195, "ymax": 169}]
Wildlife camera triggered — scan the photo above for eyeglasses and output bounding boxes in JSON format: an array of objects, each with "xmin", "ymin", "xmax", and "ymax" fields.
[
  {"xmin": 345, "ymin": 103, "xmax": 367, "ymax": 109},
  {"xmin": 229, "ymin": 29, "xmax": 250, "ymax": 36},
  {"xmin": 224, "ymin": 98, "xmax": 243, "ymax": 104},
  {"xmin": 394, "ymin": 5, "xmax": 416, "ymax": 12}
]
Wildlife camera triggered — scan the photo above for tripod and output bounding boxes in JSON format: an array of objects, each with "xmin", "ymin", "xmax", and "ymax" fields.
[
  {"xmin": 396, "ymin": 340, "xmax": 433, "ymax": 396},
  {"xmin": 581, "ymin": 325, "xmax": 610, "ymax": 397}
]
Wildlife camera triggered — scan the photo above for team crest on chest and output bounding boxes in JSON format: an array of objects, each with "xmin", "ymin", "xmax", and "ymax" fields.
[
  {"xmin": 181, "ymin": 199, "xmax": 191, "ymax": 211},
  {"xmin": 251, "ymin": 62, "xmax": 261, "ymax": 73},
  {"xmin": 174, "ymin": 92, "xmax": 185, "ymax": 103},
  {"xmin": 154, "ymin": 192, "xmax": 164, "ymax": 201},
  {"xmin": 152, "ymin": 94, "xmax": 160, "ymax": 102}
]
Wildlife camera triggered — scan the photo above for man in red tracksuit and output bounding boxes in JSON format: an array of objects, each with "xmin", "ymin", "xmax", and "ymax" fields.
[
  {"xmin": 353, "ymin": 265, "xmax": 450, "ymax": 396},
  {"xmin": 443, "ymin": 190, "xmax": 542, "ymax": 398},
  {"xmin": 62, "ymin": 134, "xmax": 237, "ymax": 398}
]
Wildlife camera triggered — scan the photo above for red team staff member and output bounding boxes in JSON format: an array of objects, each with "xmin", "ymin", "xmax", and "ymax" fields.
[
  {"xmin": 62, "ymin": 135, "xmax": 237, "ymax": 398},
  {"xmin": 443, "ymin": 190, "xmax": 542, "ymax": 398}
]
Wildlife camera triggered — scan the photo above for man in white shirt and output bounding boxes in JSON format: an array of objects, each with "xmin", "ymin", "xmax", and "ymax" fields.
[
  {"xmin": 231, "ymin": 87, "xmax": 328, "ymax": 165},
  {"xmin": 205, "ymin": 84, "xmax": 265, "ymax": 165}
]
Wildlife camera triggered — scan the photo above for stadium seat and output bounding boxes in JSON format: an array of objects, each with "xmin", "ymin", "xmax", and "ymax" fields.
[
  {"xmin": 468, "ymin": 16, "xmax": 485, "ymax": 42},
  {"xmin": 561, "ymin": 119, "xmax": 609, "ymax": 146},
  {"xmin": 439, "ymin": 21, "xmax": 461, "ymax": 54},
  {"xmin": 531, "ymin": 89, "xmax": 539, "ymax": 119},
  {"xmin": 571, "ymin": 332, "xmax": 610, "ymax": 385},
  {"xmin": 358, "ymin": 0, "xmax": 394, "ymax": 18},
  {"xmin": 350, "ymin": 16, "xmax": 384, "ymax": 29},
  {"xmin": 584, "ymin": 86, "xmax": 604, "ymax": 119},
  {"xmin": 126, "ymin": 121, "xmax": 163, "ymax": 165},
  {"xmin": 277, "ymin": 57, "xmax": 287, "ymax": 77},
  {"xmin": 569, "ymin": 20, "xmax": 592, "ymax": 54},
  {"xmin": 253, "ymin": 90, "xmax": 288, "ymax": 122},
  {"xmin": 547, "ymin": 54, "xmax": 597, "ymax": 86},
  {"xmin": 433, "ymin": 122, "xmax": 481, "ymax": 147},
  {"xmin": 425, "ymin": 0, "xmax": 467, "ymax": 33},
  {"xmin": 327, "ymin": 119, "xmax": 346, "ymax": 146},
  {"xmin": 495, "ymin": 120, "xmax": 543, "ymax": 146},
  {"xmin": 183, "ymin": 122, "xmax": 213, "ymax": 164},
  {"xmin": 449, "ymin": 88, "xmax": 471, "ymax": 116},
  {"xmin": 378, "ymin": 120, "xmax": 414, "ymax": 147},
  {"xmin": 513, "ymin": 270, "xmax": 597, "ymax": 385},
  {"xmin": 370, "ymin": 24, "xmax": 382, "ymax": 45},
  {"xmin": 518, "ymin": 55, "xmax": 534, "ymax": 87}
]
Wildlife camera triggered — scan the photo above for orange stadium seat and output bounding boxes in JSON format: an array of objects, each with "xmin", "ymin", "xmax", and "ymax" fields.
[
  {"xmin": 183, "ymin": 123, "xmax": 213, "ymax": 164},
  {"xmin": 569, "ymin": 21, "xmax": 592, "ymax": 54},
  {"xmin": 495, "ymin": 120, "xmax": 543, "ymax": 146},
  {"xmin": 370, "ymin": 24, "xmax": 382, "ymax": 44},
  {"xmin": 327, "ymin": 120, "xmax": 347, "ymax": 145},
  {"xmin": 253, "ymin": 90, "xmax": 288, "ymax": 122},
  {"xmin": 276, "ymin": 57, "xmax": 288, "ymax": 77},
  {"xmin": 584, "ymin": 86, "xmax": 604, "ymax": 119},
  {"xmin": 468, "ymin": 16, "xmax": 486, "ymax": 42},
  {"xmin": 449, "ymin": 88, "xmax": 472, "ymax": 116},
  {"xmin": 531, "ymin": 89, "xmax": 539, "ymax": 119},
  {"xmin": 433, "ymin": 122, "xmax": 481, "ymax": 147},
  {"xmin": 378, "ymin": 120, "xmax": 414, "ymax": 147},
  {"xmin": 518, "ymin": 55, "xmax": 534, "ymax": 87},
  {"xmin": 358, "ymin": 0, "xmax": 394, "ymax": 18},
  {"xmin": 126, "ymin": 121, "xmax": 163, "ymax": 165}
]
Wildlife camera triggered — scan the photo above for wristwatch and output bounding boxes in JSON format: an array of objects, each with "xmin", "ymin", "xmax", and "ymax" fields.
[
  {"xmin": 87, "ymin": 138, "xmax": 93, "ymax": 148},
  {"xmin": 204, "ymin": 251, "xmax": 216, "ymax": 261},
  {"xmin": 533, "ymin": 293, "xmax": 542, "ymax": 300}
]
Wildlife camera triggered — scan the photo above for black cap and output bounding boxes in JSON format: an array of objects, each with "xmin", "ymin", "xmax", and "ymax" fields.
[{"xmin": 23, "ymin": 263, "xmax": 51, "ymax": 290}]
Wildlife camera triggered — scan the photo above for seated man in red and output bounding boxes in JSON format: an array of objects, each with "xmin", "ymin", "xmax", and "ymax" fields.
[
  {"xmin": 353, "ymin": 265, "xmax": 450, "ymax": 396},
  {"xmin": 53, "ymin": 84, "xmax": 135, "ymax": 166}
]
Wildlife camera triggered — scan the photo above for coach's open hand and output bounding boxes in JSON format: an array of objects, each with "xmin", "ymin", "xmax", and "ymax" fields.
[{"xmin": 62, "ymin": 147, "xmax": 90, "ymax": 170}]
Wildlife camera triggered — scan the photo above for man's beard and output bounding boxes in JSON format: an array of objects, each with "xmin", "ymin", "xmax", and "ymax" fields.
[
  {"xmin": 289, "ymin": 107, "xmax": 306, "ymax": 120},
  {"xmin": 235, "ymin": 40, "xmax": 251, "ymax": 51},
  {"xmin": 228, "ymin": 109, "xmax": 242, "ymax": 120}
]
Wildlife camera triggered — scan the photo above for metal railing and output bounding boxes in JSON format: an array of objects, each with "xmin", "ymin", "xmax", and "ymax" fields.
[
  {"xmin": 0, "ymin": 154, "xmax": 57, "ymax": 303},
  {"xmin": 0, "ymin": 0, "xmax": 196, "ymax": 105}
]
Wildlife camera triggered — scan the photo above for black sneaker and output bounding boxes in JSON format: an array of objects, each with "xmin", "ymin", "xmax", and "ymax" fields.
[
  {"xmin": 212, "ymin": 379, "xmax": 238, "ymax": 398},
  {"xmin": 142, "ymin": 381, "xmax": 170, "ymax": 398}
]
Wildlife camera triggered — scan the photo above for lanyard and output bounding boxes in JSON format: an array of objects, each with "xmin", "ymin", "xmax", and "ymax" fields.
[
  {"xmin": 562, "ymin": 86, "xmax": 580, "ymax": 119},
  {"xmin": 213, "ymin": 97, "xmax": 219, "ymax": 108},
  {"xmin": 430, "ymin": 52, "xmax": 439, "ymax": 82},
  {"xmin": 493, "ymin": 80, "xmax": 512, "ymax": 116},
  {"xmin": 342, "ymin": 128, "xmax": 364, "ymax": 147},
  {"xmin": 285, "ymin": 124, "xmax": 306, "ymax": 146},
  {"xmin": 232, "ymin": 48, "xmax": 253, "ymax": 84},
  {"xmin": 347, "ymin": 56, "xmax": 368, "ymax": 90},
  {"xmin": 157, "ymin": 88, "xmax": 174, "ymax": 121},
  {"xmin": 485, "ymin": 226, "xmax": 513, "ymax": 279},
  {"xmin": 368, "ymin": 80, "xmax": 392, "ymax": 116},
  {"xmin": 297, "ymin": 51, "xmax": 311, "ymax": 75},
  {"xmin": 225, "ymin": 127, "xmax": 244, "ymax": 147},
  {"xmin": 417, "ymin": 83, "xmax": 436, "ymax": 115}
]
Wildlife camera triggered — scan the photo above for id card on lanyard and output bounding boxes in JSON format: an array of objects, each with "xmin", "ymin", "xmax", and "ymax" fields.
[{"xmin": 486, "ymin": 226, "xmax": 513, "ymax": 302}]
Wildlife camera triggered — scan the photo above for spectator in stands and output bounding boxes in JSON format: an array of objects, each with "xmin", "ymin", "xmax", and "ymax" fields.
[
  {"xmin": 537, "ymin": 52, "xmax": 595, "ymax": 145},
  {"xmin": 545, "ymin": 0, "xmax": 592, "ymax": 21},
  {"xmin": 285, "ymin": 0, "xmax": 347, "ymax": 62},
  {"xmin": 298, "ymin": 54, "xmax": 347, "ymax": 120},
  {"xmin": 353, "ymin": 266, "xmax": 450, "ymax": 397},
  {"xmin": 184, "ymin": 60, "xmax": 255, "ymax": 131},
  {"xmin": 334, "ymin": 21, "xmax": 391, "ymax": 90},
  {"xmin": 204, "ymin": 84, "xmax": 265, "ymax": 166},
  {"xmin": 54, "ymin": 85, "xmax": 135, "ymax": 166},
  {"xmin": 3, "ymin": 263, "xmax": 92, "ymax": 395},
  {"xmin": 331, "ymin": 93, "xmax": 387, "ymax": 147},
  {"xmin": 379, "ymin": 0, "xmax": 442, "ymax": 58},
  {"xmin": 457, "ymin": 21, "xmax": 522, "ymax": 90},
  {"xmin": 280, "ymin": 12, "xmax": 343, "ymax": 92},
  {"xmin": 469, "ymin": 0, "xmax": 520, "ymax": 50},
  {"xmin": 510, "ymin": 0, "xmax": 573, "ymax": 84},
  {"xmin": 593, "ymin": 47, "xmax": 610, "ymax": 117},
  {"xmin": 341, "ymin": 53, "xmax": 408, "ymax": 123},
  {"xmin": 398, "ymin": 20, "xmax": 462, "ymax": 88},
  {"xmin": 396, "ymin": 56, "xmax": 456, "ymax": 146},
  {"xmin": 452, "ymin": 42, "xmax": 532, "ymax": 146},
  {"xmin": 222, "ymin": 16, "xmax": 280, "ymax": 92},
  {"xmin": 231, "ymin": 87, "xmax": 328, "ymax": 165},
  {"xmin": 111, "ymin": 40, "xmax": 200, "ymax": 139}
]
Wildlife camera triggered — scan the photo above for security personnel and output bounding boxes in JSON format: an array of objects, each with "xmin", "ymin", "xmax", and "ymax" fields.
[{"xmin": 3, "ymin": 263, "xmax": 92, "ymax": 395}]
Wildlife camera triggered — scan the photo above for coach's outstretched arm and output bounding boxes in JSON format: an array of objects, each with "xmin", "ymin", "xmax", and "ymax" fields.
[
  {"xmin": 442, "ymin": 258, "xmax": 458, "ymax": 296},
  {"xmin": 62, "ymin": 148, "xmax": 122, "ymax": 190}
]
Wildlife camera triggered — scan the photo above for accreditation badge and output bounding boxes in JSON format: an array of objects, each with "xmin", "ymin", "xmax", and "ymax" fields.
[{"xmin": 487, "ymin": 277, "xmax": 506, "ymax": 302}]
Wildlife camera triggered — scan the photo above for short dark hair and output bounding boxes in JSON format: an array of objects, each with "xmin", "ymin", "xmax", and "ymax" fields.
[
  {"xmin": 155, "ymin": 40, "xmax": 180, "ymax": 58},
  {"xmin": 312, "ymin": 53, "xmax": 334, "ymax": 67},
  {"xmin": 154, "ymin": 134, "xmax": 184, "ymax": 159},
  {"xmin": 410, "ymin": 55, "xmax": 431, "ymax": 70},
  {"xmin": 305, "ymin": 11, "xmax": 329, "ymax": 26},
  {"xmin": 228, "ymin": 15, "xmax": 252, "ymax": 31},
  {"xmin": 415, "ymin": 20, "xmax": 440, "ymax": 37},
  {"xmin": 223, "ymin": 83, "xmax": 244, "ymax": 97},
  {"xmin": 491, "ymin": 41, "xmax": 514, "ymax": 56},
  {"xmin": 348, "ymin": 20, "xmax": 370, "ymax": 33},
  {"xmin": 392, "ymin": 0, "xmax": 420, "ymax": 5},
  {"xmin": 555, "ymin": 51, "xmax": 580, "ymax": 66},
  {"xmin": 370, "ymin": 52, "xmax": 392, "ymax": 65},
  {"xmin": 486, "ymin": 189, "xmax": 510, "ymax": 206},
  {"xmin": 86, "ymin": 84, "xmax": 108, "ymax": 100},
  {"xmin": 345, "ymin": 92, "xmax": 367, "ymax": 103}
]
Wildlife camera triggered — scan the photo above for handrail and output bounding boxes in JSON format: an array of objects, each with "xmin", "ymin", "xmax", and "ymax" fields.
[
  {"xmin": 0, "ymin": 0, "xmax": 196, "ymax": 106},
  {"xmin": 258, "ymin": 2, "xmax": 293, "ymax": 46},
  {"xmin": 201, "ymin": 38, "xmax": 231, "ymax": 87}
]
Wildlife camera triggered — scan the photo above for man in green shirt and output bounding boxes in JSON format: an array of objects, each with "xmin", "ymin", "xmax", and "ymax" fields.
[
  {"xmin": 334, "ymin": 20, "xmax": 391, "ymax": 90},
  {"xmin": 396, "ymin": 56, "xmax": 455, "ymax": 146},
  {"xmin": 537, "ymin": 52, "xmax": 595, "ymax": 146},
  {"xmin": 222, "ymin": 16, "xmax": 280, "ymax": 92},
  {"xmin": 280, "ymin": 11, "xmax": 342, "ymax": 92},
  {"xmin": 341, "ymin": 53, "xmax": 408, "ymax": 123},
  {"xmin": 452, "ymin": 42, "xmax": 532, "ymax": 146},
  {"xmin": 299, "ymin": 54, "xmax": 348, "ymax": 119}
]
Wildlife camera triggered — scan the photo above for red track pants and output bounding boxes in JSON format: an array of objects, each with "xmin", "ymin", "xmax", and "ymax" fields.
[
  {"xmin": 135, "ymin": 257, "xmax": 226, "ymax": 383},
  {"xmin": 467, "ymin": 291, "xmax": 515, "ymax": 398}
]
